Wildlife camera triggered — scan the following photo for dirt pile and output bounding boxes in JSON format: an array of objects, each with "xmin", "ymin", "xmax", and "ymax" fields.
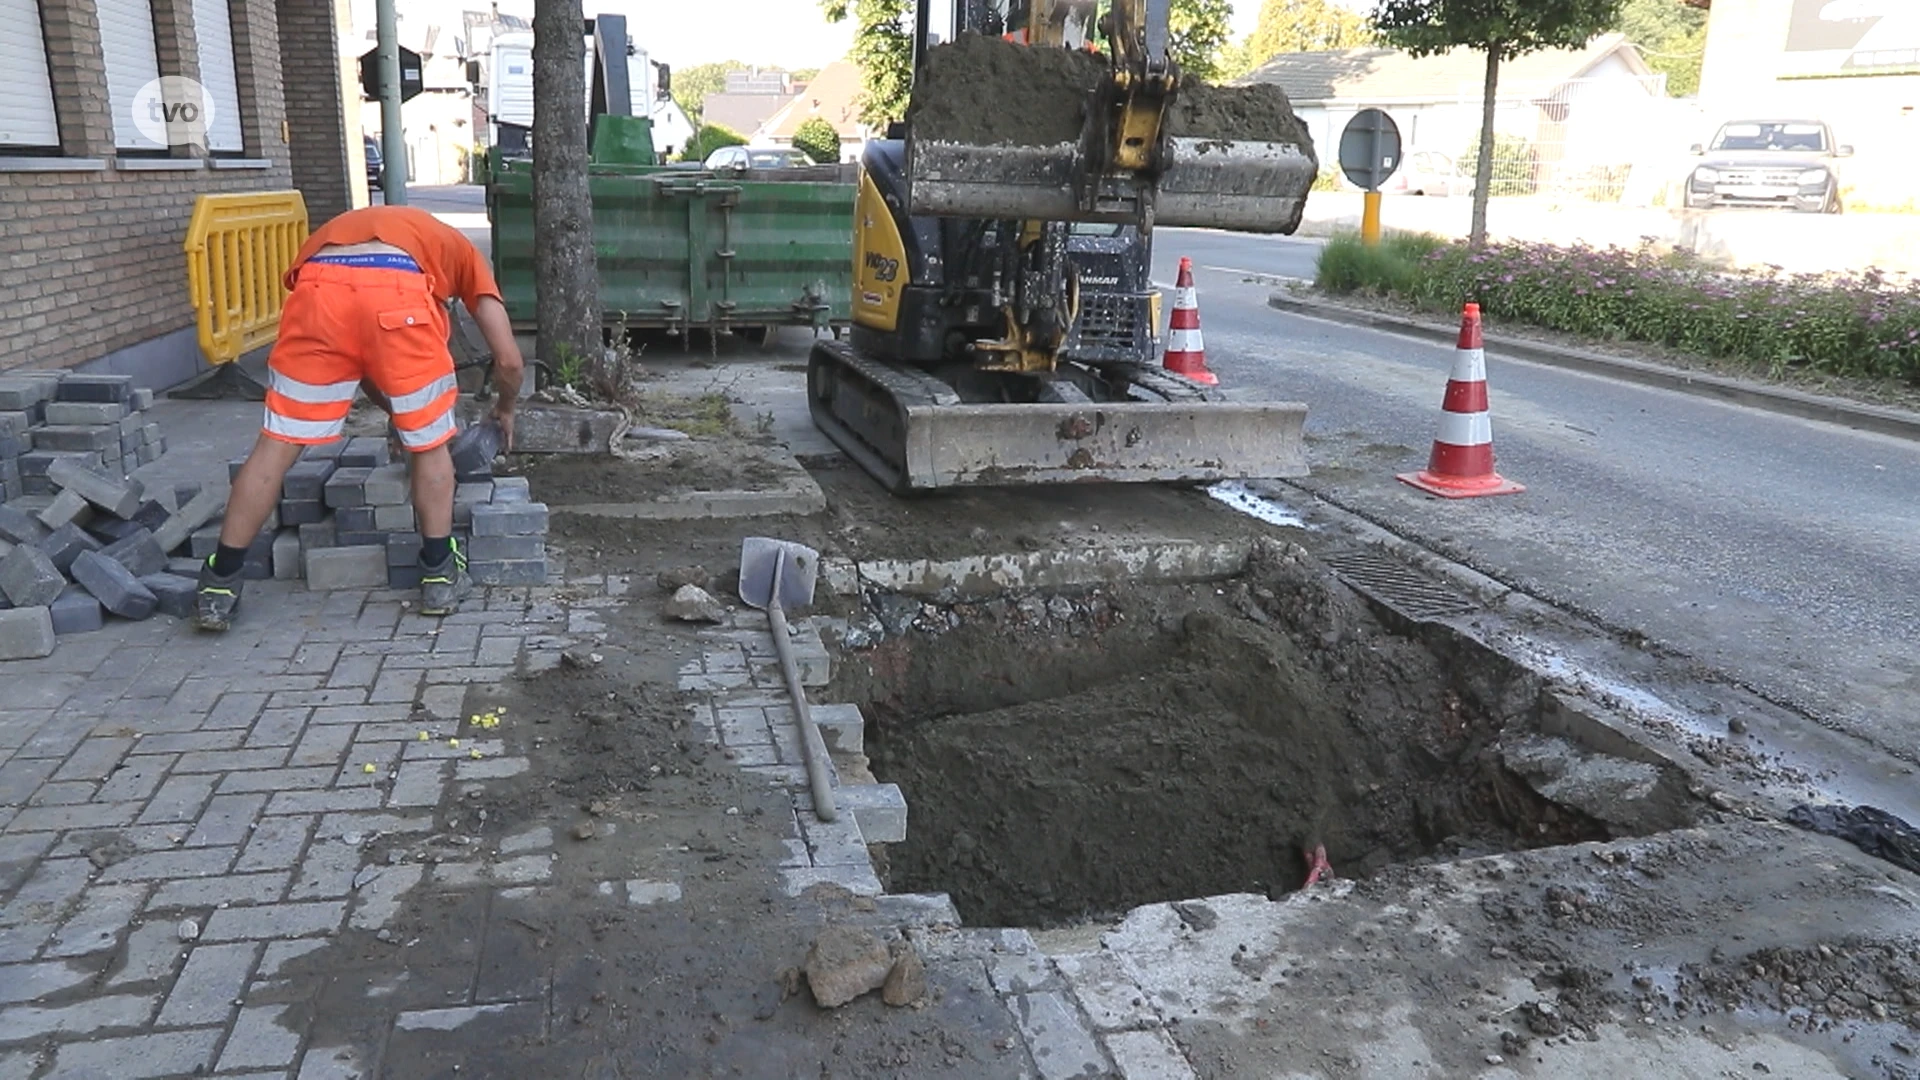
[
  {"xmin": 908, "ymin": 31, "xmax": 1308, "ymax": 148},
  {"xmin": 833, "ymin": 540, "xmax": 1623, "ymax": 927}
]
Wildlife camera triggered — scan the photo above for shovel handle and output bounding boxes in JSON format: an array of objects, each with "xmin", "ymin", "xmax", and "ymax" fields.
[{"xmin": 767, "ymin": 559, "xmax": 837, "ymax": 822}]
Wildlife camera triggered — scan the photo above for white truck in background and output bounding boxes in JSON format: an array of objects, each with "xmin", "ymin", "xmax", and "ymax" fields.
[{"xmin": 487, "ymin": 18, "xmax": 669, "ymax": 158}]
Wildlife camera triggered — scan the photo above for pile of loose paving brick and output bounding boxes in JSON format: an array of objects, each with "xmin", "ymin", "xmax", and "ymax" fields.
[
  {"xmin": 0, "ymin": 370, "xmax": 550, "ymax": 661},
  {"xmin": 0, "ymin": 370, "xmax": 167, "ymax": 501}
]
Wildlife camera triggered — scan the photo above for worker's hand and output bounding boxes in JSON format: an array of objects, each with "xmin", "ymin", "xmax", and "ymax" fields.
[{"xmin": 491, "ymin": 404, "xmax": 515, "ymax": 452}]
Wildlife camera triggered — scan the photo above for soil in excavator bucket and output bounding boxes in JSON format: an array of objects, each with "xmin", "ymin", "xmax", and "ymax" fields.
[{"xmin": 905, "ymin": 33, "xmax": 1319, "ymax": 233}]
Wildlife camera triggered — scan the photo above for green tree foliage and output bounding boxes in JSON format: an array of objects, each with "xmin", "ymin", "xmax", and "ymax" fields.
[
  {"xmin": 672, "ymin": 61, "xmax": 748, "ymax": 125},
  {"xmin": 1226, "ymin": 0, "xmax": 1376, "ymax": 78},
  {"xmin": 1169, "ymin": 0, "xmax": 1236, "ymax": 82},
  {"xmin": 792, "ymin": 116, "xmax": 843, "ymax": 164},
  {"xmin": 1615, "ymin": 0, "xmax": 1707, "ymax": 97},
  {"xmin": 679, "ymin": 122, "xmax": 747, "ymax": 163},
  {"xmin": 1373, "ymin": 0, "xmax": 1625, "ymax": 245},
  {"xmin": 820, "ymin": 0, "xmax": 913, "ymax": 127}
]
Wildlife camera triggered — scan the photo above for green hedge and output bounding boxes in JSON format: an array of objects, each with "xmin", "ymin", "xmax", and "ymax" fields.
[{"xmin": 1314, "ymin": 232, "xmax": 1920, "ymax": 384}]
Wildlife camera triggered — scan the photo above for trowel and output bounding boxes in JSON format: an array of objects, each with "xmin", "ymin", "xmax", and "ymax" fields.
[{"xmin": 738, "ymin": 536, "xmax": 837, "ymax": 821}]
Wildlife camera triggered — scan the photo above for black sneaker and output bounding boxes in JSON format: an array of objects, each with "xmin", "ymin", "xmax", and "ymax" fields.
[
  {"xmin": 195, "ymin": 556, "xmax": 244, "ymax": 631},
  {"xmin": 419, "ymin": 538, "xmax": 472, "ymax": 616}
]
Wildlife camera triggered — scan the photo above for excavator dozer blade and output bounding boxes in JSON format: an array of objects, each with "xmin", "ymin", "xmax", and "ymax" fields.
[
  {"xmin": 906, "ymin": 135, "xmax": 1317, "ymax": 234},
  {"xmin": 808, "ymin": 340, "xmax": 1309, "ymax": 493}
]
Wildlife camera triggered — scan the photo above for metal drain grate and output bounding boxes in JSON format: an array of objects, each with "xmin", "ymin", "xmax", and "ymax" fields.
[{"xmin": 1320, "ymin": 549, "xmax": 1480, "ymax": 622}]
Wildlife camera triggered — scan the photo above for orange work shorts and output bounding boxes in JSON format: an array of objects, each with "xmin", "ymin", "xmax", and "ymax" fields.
[{"xmin": 262, "ymin": 261, "xmax": 458, "ymax": 452}]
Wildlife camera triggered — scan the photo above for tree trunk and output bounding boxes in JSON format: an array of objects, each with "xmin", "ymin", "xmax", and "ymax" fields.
[
  {"xmin": 532, "ymin": 0, "xmax": 600, "ymax": 371},
  {"xmin": 1470, "ymin": 44, "xmax": 1501, "ymax": 249}
]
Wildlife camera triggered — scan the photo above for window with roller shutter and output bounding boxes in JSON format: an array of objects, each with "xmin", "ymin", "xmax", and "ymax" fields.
[
  {"xmin": 192, "ymin": 0, "xmax": 244, "ymax": 152},
  {"xmin": 96, "ymin": 0, "xmax": 165, "ymax": 151},
  {"xmin": 0, "ymin": 0, "xmax": 60, "ymax": 150}
]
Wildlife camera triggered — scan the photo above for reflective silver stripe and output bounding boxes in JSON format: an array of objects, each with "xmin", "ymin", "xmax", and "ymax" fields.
[
  {"xmin": 263, "ymin": 409, "xmax": 346, "ymax": 440},
  {"xmin": 270, "ymin": 369, "xmax": 360, "ymax": 405},
  {"xmin": 387, "ymin": 374, "xmax": 457, "ymax": 416},
  {"xmin": 395, "ymin": 410, "xmax": 456, "ymax": 448}
]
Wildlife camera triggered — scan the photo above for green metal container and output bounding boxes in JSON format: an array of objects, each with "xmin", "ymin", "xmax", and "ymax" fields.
[{"xmin": 487, "ymin": 153, "xmax": 854, "ymax": 337}]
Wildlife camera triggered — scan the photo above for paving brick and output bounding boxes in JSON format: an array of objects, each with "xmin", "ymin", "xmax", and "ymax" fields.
[
  {"xmin": 245, "ymin": 707, "xmax": 313, "ymax": 749},
  {"xmin": 155, "ymin": 940, "xmax": 260, "ymax": 1027},
  {"xmin": 361, "ymin": 463, "xmax": 410, "ymax": 506},
  {"xmin": 373, "ymin": 504, "xmax": 417, "ymax": 532},
  {"xmin": 200, "ymin": 901, "xmax": 346, "ymax": 942},
  {"xmin": 55, "ymin": 374, "xmax": 133, "ymax": 404},
  {"xmin": 0, "ymin": 992, "xmax": 158, "ymax": 1042},
  {"xmin": 220, "ymin": 1003, "xmax": 305, "ymax": 1072},
  {"xmin": 35, "ymin": 424, "xmax": 121, "ymax": 454},
  {"xmin": 174, "ymin": 747, "xmax": 289, "ymax": 774},
  {"xmin": 471, "ymin": 502, "xmax": 548, "ymax": 537},
  {"xmin": 71, "ymin": 551, "xmax": 158, "ymax": 619},
  {"xmin": 0, "ymin": 504, "xmax": 51, "ymax": 546},
  {"xmin": 387, "ymin": 759, "xmax": 446, "ymax": 808},
  {"xmin": 272, "ymin": 530, "xmax": 303, "ymax": 581},
  {"xmin": 149, "ymin": 870, "xmax": 291, "ymax": 911},
  {"xmin": 268, "ymin": 689, "xmax": 368, "ymax": 710},
  {"xmin": 302, "ymin": 546, "xmax": 387, "ymax": 591},
  {"xmin": 235, "ymin": 815, "xmax": 313, "ymax": 873},
  {"xmin": 321, "ymin": 466, "xmax": 370, "ymax": 510},
  {"xmin": 152, "ymin": 488, "xmax": 227, "ymax": 556},
  {"xmin": 0, "ymin": 542, "xmax": 65, "ymax": 607},
  {"xmin": 28, "ymin": 780, "xmax": 98, "ymax": 806},
  {"xmin": 46, "ymin": 457, "xmax": 142, "ymax": 517},
  {"xmin": 45, "ymin": 1026, "xmax": 224, "ymax": 1079},
  {"xmin": 37, "ymin": 487, "xmax": 93, "ymax": 529},
  {"xmin": 265, "ymin": 788, "xmax": 384, "ymax": 816},
  {"xmin": 101, "ymin": 528, "xmax": 168, "ymax": 577},
  {"xmin": 0, "ymin": 605, "xmax": 56, "ymax": 659},
  {"xmin": 97, "ymin": 846, "xmax": 238, "ymax": 884},
  {"xmin": 0, "ymin": 959, "xmax": 93, "ymax": 1005},
  {"xmin": 220, "ymin": 766, "xmax": 337, "ymax": 794},
  {"xmin": 203, "ymin": 693, "xmax": 269, "ymax": 731},
  {"xmin": 468, "ymin": 534, "xmax": 545, "ymax": 561},
  {"xmin": 338, "ymin": 437, "xmax": 391, "ymax": 469},
  {"xmin": 92, "ymin": 753, "xmax": 173, "ymax": 803},
  {"xmin": 1009, "ymin": 991, "xmax": 1110, "ymax": 1080},
  {"xmin": 489, "ymin": 476, "xmax": 531, "ymax": 503},
  {"xmin": 1102, "ymin": 1029, "xmax": 1197, "ymax": 1080},
  {"xmin": 288, "ymin": 724, "xmax": 356, "ymax": 770},
  {"xmin": 106, "ymin": 921, "xmax": 188, "ymax": 988},
  {"xmin": 45, "ymin": 883, "xmax": 149, "ymax": 958},
  {"xmin": 50, "ymin": 735, "xmax": 134, "ymax": 782},
  {"xmin": 298, "ymin": 520, "xmax": 337, "ymax": 553},
  {"xmin": 182, "ymin": 792, "xmax": 270, "ymax": 849},
  {"xmin": 49, "ymin": 586, "xmax": 105, "ymax": 634},
  {"xmin": 282, "ymin": 459, "xmax": 337, "ymax": 502},
  {"xmin": 138, "ymin": 572, "xmax": 197, "ymax": 620},
  {"xmin": 470, "ymin": 560, "xmax": 548, "ymax": 586},
  {"xmin": 132, "ymin": 773, "xmax": 218, "ymax": 827},
  {"xmin": 43, "ymin": 400, "xmax": 123, "ymax": 426},
  {"xmin": 130, "ymin": 729, "xmax": 242, "ymax": 755}
]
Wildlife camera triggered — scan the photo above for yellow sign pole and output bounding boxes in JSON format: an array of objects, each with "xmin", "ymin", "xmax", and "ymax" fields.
[{"xmin": 1361, "ymin": 190, "xmax": 1383, "ymax": 246}]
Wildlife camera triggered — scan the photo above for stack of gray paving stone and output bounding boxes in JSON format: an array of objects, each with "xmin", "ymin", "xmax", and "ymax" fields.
[
  {"xmin": 0, "ymin": 452, "xmax": 222, "ymax": 657},
  {"xmin": 0, "ymin": 371, "xmax": 166, "ymax": 503},
  {"xmin": 228, "ymin": 437, "xmax": 551, "ymax": 592}
]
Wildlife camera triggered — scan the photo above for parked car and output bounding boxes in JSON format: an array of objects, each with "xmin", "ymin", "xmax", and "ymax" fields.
[
  {"xmin": 1381, "ymin": 150, "xmax": 1458, "ymax": 196},
  {"xmin": 1684, "ymin": 119, "xmax": 1849, "ymax": 214},
  {"xmin": 364, "ymin": 136, "xmax": 383, "ymax": 188},
  {"xmin": 700, "ymin": 145, "xmax": 817, "ymax": 172}
]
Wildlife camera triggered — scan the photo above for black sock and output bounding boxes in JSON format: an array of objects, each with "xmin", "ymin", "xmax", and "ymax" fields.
[
  {"xmin": 210, "ymin": 544, "xmax": 248, "ymax": 577},
  {"xmin": 421, "ymin": 535, "xmax": 453, "ymax": 567}
]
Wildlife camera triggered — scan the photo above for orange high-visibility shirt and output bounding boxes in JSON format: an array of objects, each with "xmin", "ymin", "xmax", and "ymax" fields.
[{"xmin": 285, "ymin": 205, "xmax": 503, "ymax": 313}]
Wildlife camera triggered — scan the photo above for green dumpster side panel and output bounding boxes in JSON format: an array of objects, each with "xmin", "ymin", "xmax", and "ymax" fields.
[{"xmin": 488, "ymin": 158, "xmax": 854, "ymax": 332}]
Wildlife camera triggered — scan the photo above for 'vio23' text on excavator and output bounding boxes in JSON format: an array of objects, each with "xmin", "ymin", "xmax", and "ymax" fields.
[{"xmin": 806, "ymin": 0, "xmax": 1319, "ymax": 493}]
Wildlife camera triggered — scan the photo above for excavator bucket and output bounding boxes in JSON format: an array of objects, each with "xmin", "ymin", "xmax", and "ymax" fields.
[
  {"xmin": 903, "ymin": 36, "xmax": 1318, "ymax": 233},
  {"xmin": 807, "ymin": 341, "xmax": 1309, "ymax": 493}
]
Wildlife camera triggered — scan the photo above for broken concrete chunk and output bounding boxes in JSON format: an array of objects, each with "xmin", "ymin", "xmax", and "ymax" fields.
[
  {"xmin": 882, "ymin": 943, "xmax": 928, "ymax": 1007},
  {"xmin": 663, "ymin": 584, "xmax": 726, "ymax": 623},
  {"xmin": 656, "ymin": 565, "xmax": 711, "ymax": 592},
  {"xmin": 804, "ymin": 926, "xmax": 893, "ymax": 1008}
]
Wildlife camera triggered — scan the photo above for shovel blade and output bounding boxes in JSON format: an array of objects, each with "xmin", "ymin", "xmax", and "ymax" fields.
[{"xmin": 738, "ymin": 536, "xmax": 819, "ymax": 612}]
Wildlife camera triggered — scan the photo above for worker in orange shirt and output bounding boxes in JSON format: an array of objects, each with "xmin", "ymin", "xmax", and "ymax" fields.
[{"xmin": 196, "ymin": 204, "xmax": 526, "ymax": 631}]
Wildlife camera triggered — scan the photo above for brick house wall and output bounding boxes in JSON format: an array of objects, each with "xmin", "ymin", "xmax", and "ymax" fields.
[{"xmin": 0, "ymin": 0, "xmax": 350, "ymax": 384}]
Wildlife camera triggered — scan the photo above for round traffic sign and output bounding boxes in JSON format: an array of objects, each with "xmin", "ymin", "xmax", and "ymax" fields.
[{"xmin": 1338, "ymin": 108, "xmax": 1402, "ymax": 191}]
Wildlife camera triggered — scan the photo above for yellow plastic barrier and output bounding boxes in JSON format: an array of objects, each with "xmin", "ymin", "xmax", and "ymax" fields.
[{"xmin": 182, "ymin": 191, "xmax": 309, "ymax": 365}]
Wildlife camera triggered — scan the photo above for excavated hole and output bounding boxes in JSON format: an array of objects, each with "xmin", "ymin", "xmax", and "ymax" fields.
[{"xmin": 828, "ymin": 541, "xmax": 1694, "ymax": 929}]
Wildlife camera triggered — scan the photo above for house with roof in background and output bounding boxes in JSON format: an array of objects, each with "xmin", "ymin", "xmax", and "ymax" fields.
[
  {"xmin": 1242, "ymin": 33, "xmax": 1673, "ymax": 199},
  {"xmin": 750, "ymin": 60, "xmax": 867, "ymax": 161}
]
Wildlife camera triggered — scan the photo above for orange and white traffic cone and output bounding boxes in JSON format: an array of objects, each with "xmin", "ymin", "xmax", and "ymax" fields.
[
  {"xmin": 1162, "ymin": 256, "xmax": 1217, "ymax": 386},
  {"xmin": 1397, "ymin": 303, "xmax": 1525, "ymax": 498}
]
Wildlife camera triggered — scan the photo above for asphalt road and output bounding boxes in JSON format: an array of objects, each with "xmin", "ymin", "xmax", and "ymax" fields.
[{"xmin": 1147, "ymin": 232, "xmax": 1920, "ymax": 764}]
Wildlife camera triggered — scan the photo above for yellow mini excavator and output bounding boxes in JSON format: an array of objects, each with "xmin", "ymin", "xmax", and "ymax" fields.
[{"xmin": 807, "ymin": 0, "xmax": 1318, "ymax": 493}]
